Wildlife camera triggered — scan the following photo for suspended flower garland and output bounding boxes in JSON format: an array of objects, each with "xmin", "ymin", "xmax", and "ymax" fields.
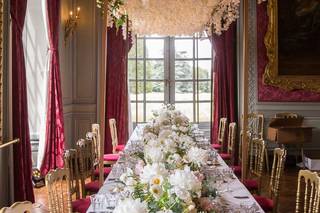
[{"xmin": 97, "ymin": 0, "xmax": 265, "ymax": 38}]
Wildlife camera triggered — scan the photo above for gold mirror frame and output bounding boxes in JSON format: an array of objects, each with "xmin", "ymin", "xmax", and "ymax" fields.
[{"xmin": 263, "ymin": 0, "xmax": 320, "ymax": 93}]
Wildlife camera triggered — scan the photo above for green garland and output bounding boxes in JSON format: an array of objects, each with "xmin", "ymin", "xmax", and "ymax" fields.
[{"xmin": 96, "ymin": 0, "xmax": 128, "ymax": 29}]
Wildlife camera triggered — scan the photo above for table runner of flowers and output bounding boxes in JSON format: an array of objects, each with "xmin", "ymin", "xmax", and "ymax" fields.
[{"xmin": 113, "ymin": 104, "xmax": 219, "ymax": 213}]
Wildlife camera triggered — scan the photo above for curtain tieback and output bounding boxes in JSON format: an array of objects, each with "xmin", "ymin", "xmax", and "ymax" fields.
[{"xmin": 48, "ymin": 47, "xmax": 58, "ymax": 52}]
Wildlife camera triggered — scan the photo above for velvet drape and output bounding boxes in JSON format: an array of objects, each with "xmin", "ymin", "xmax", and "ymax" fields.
[
  {"xmin": 40, "ymin": 0, "xmax": 65, "ymax": 175},
  {"xmin": 10, "ymin": 0, "xmax": 35, "ymax": 202},
  {"xmin": 105, "ymin": 27, "xmax": 132, "ymax": 154},
  {"xmin": 211, "ymin": 23, "xmax": 237, "ymax": 146}
]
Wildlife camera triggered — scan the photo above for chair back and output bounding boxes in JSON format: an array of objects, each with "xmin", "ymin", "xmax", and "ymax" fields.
[
  {"xmin": 275, "ymin": 112, "xmax": 298, "ymax": 119},
  {"xmin": 295, "ymin": 170, "xmax": 320, "ymax": 213},
  {"xmin": 239, "ymin": 130, "xmax": 251, "ymax": 166},
  {"xmin": 269, "ymin": 148, "xmax": 287, "ymax": 212},
  {"xmin": 248, "ymin": 138, "xmax": 265, "ymax": 191},
  {"xmin": 86, "ymin": 125, "xmax": 100, "ymax": 166},
  {"xmin": 63, "ymin": 149, "xmax": 80, "ymax": 199},
  {"xmin": 109, "ymin": 118, "xmax": 118, "ymax": 153},
  {"xmin": 227, "ymin": 122, "xmax": 237, "ymax": 156},
  {"xmin": 46, "ymin": 168, "xmax": 72, "ymax": 213},
  {"xmin": 0, "ymin": 201, "xmax": 33, "ymax": 213},
  {"xmin": 77, "ymin": 139, "xmax": 94, "ymax": 197},
  {"xmin": 248, "ymin": 113, "xmax": 264, "ymax": 139},
  {"xmin": 217, "ymin": 118, "xmax": 227, "ymax": 148}
]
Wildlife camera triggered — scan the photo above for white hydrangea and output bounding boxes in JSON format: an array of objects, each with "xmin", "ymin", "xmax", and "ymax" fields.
[
  {"xmin": 169, "ymin": 166, "xmax": 202, "ymax": 197},
  {"xmin": 144, "ymin": 146, "xmax": 165, "ymax": 163},
  {"xmin": 114, "ymin": 198, "xmax": 148, "ymax": 213},
  {"xmin": 186, "ymin": 147, "xmax": 209, "ymax": 167}
]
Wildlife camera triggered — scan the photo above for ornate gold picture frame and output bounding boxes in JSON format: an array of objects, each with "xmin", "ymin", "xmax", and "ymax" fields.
[{"xmin": 263, "ymin": 0, "xmax": 320, "ymax": 92}]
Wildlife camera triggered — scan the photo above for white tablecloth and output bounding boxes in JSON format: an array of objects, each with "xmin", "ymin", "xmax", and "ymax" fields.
[{"xmin": 87, "ymin": 125, "xmax": 264, "ymax": 213}]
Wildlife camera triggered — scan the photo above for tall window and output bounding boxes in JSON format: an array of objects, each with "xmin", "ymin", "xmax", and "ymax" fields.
[
  {"xmin": 128, "ymin": 35, "xmax": 213, "ymax": 132},
  {"xmin": 23, "ymin": 0, "xmax": 48, "ymax": 167}
]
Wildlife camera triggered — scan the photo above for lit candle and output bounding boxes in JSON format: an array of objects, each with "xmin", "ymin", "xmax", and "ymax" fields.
[{"xmin": 69, "ymin": 11, "xmax": 73, "ymax": 17}]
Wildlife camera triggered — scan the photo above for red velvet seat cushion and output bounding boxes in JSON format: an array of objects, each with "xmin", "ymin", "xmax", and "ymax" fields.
[
  {"xmin": 243, "ymin": 179, "xmax": 259, "ymax": 191},
  {"xmin": 103, "ymin": 153, "xmax": 119, "ymax": 162},
  {"xmin": 219, "ymin": 153, "xmax": 231, "ymax": 160},
  {"xmin": 212, "ymin": 144, "xmax": 222, "ymax": 149},
  {"xmin": 230, "ymin": 165, "xmax": 242, "ymax": 176},
  {"xmin": 93, "ymin": 167, "xmax": 112, "ymax": 178},
  {"xmin": 85, "ymin": 180, "xmax": 100, "ymax": 193},
  {"xmin": 115, "ymin": 144, "xmax": 125, "ymax": 152},
  {"xmin": 253, "ymin": 195, "xmax": 274, "ymax": 212},
  {"xmin": 72, "ymin": 197, "xmax": 91, "ymax": 213}
]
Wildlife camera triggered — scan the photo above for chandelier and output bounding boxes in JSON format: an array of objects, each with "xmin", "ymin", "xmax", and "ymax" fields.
[{"xmin": 97, "ymin": 0, "xmax": 264, "ymax": 37}]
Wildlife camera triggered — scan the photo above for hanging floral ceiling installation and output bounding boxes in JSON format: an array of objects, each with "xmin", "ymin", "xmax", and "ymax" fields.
[{"xmin": 97, "ymin": 0, "xmax": 266, "ymax": 37}]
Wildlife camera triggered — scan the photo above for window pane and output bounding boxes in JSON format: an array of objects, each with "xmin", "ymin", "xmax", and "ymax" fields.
[
  {"xmin": 146, "ymin": 103, "xmax": 165, "ymax": 121},
  {"xmin": 131, "ymin": 102, "xmax": 144, "ymax": 123},
  {"xmin": 199, "ymin": 102, "xmax": 211, "ymax": 122},
  {"xmin": 198, "ymin": 38, "xmax": 212, "ymax": 58},
  {"xmin": 175, "ymin": 61, "xmax": 193, "ymax": 80},
  {"xmin": 128, "ymin": 39, "xmax": 144, "ymax": 58},
  {"xmin": 129, "ymin": 81, "xmax": 144, "ymax": 101},
  {"xmin": 146, "ymin": 82, "xmax": 164, "ymax": 101},
  {"xmin": 198, "ymin": 81, "xmax": 211, "ymax": 101},
  {"xmin": 175, "ymin": 39, "xmax": 193, "ymax": 58},
  {"xmin": 198, "ymin": 60, "xmax": 211, "ymax": 79},
  {"xmin": 175, "ymin": 103, "xmax": 194, "ymax": 122},
  {"xmin": 146, "ymin": 60, "xmax": 164, "ymax": 79},
  {"xmin": 146, "ymin": 39, "xmax": 164, "ymax": 58},
  {"xmin": 175, "ymin": 82, "xmax": 193, "ymax": 101},
  {"xmin": 128, "ymin": 60, "xmax": 144, "ymax": 80}
]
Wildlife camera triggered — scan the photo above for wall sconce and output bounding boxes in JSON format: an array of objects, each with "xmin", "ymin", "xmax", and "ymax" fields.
[{"xmin": 64, "ymin": 7, "xmax": 80, "ymax": 44}]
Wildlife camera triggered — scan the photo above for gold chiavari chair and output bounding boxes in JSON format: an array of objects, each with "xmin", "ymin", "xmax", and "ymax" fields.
[
  {"xmin": 248, "ymin": 113, "xmax": 269, "ymax": 172},
  {"xmin": 86, "ymin": 125, "xmax": 112, "ymax": 180},
  {"xmin": 46, "ymin": 168, "xmax": 91, "ymax": 213},
  {"xmin": 231, "ymin": 130, "xmax": 251, "ymax": 177},
  {"xmin": 64, "ymin": 149, "xmax": 81, "ymax": 200},
  {"xmin": 254, "ymin": 148, "xmax": 287, "ymax": 212},
  {"xmin": 295, "ymin": 170, "xmax": 320, "ymax": 213},
  {"xmin": 275, "ymin": 112, "xmax": 299, "ymax": 119},
  {"xmin": 219, "ymin": 123, "xmax": 237, "ymax": 163},
  {"xmin": 109, "ymin": 119, "xmax": 125, "ymax": 153},
  {"xmin": 77, "ymin": 139, "xmax": 100, "ymax": 196},
  {"xmin": 0, "ymin": 201, "xmax": 33, "ymax": 213},
  {"xmin": 46, "ymin": 168, "xmax": 72, "ymax": 213},
  {"xmin": 243, "ymin": 138, "xmax": 265, "ymax": 194},
  {"xmin": 212, "ymin": 117, "xmax": 227, "ymax": 151}
]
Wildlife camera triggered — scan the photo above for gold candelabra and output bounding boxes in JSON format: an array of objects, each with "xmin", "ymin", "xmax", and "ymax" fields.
[{"xmin": 64, "ymin": 7, "xmax": 80, "ymax": 45}]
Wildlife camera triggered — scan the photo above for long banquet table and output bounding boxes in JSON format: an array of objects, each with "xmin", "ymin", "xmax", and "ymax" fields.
[{"xmin": 87, "ymin": 125, "xmax": 264, "ymax": 213}]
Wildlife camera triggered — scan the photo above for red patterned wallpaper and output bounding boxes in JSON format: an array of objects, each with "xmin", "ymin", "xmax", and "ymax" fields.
[{"xmin": 256, "ymin": 3, "xmax": 320, "ymax": 102}]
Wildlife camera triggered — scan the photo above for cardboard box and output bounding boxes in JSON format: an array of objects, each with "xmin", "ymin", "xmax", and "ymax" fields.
[
  {"xmin": 267, "ymin": 117, "xmax": 313, "ymax": 144},
  {"xmin": 304, "ymin": 151, "xmax": 320, "ymax": 170}
]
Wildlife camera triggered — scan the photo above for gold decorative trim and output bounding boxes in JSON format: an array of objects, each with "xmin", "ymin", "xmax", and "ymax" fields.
[{"xmin": 263, "ymin": 0, "xmax": 320, "ymax": 92}]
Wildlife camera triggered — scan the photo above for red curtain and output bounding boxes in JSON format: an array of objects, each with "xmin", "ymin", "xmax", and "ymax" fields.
[
  {"xmin": 40, "ymin": 0, "xmax": 65, "ymax": 175},
  {"xmin": 10, "ymin": 0, "xmax": 35, "ymax": 202},
  {"xmin": 211, "ymin": 23, "xmax": 237, "ymax": 145},
  {"xmin": 105, "ymin": 27, "xmax": 132, "ymax": 153}
]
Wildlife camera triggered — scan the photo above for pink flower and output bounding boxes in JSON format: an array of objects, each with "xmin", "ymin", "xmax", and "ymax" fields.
[{"xmin": 198, "ymin": 197, "xmax": 215, "ymax": 211}]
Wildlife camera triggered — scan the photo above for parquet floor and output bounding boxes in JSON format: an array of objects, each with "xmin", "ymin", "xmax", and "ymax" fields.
[{"xmin": 34, "ymin": 164, "xmax": 300, "ymax": 213}]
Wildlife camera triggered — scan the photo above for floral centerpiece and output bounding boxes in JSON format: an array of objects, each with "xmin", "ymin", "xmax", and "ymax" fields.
[{"xmin": 114, "ymin": 105, "xmax": 218, "ymax": 212}]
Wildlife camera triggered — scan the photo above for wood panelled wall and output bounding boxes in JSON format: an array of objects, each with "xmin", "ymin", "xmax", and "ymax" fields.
[{"xmin": 60, "ymin": 0, "xmax": 101, "ymax": 148}]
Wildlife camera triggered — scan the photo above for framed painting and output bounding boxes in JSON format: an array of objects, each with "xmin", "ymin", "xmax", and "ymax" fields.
[{"xmin": 263, "ymin": 0, "xmax": 320, "ymax": 92}]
